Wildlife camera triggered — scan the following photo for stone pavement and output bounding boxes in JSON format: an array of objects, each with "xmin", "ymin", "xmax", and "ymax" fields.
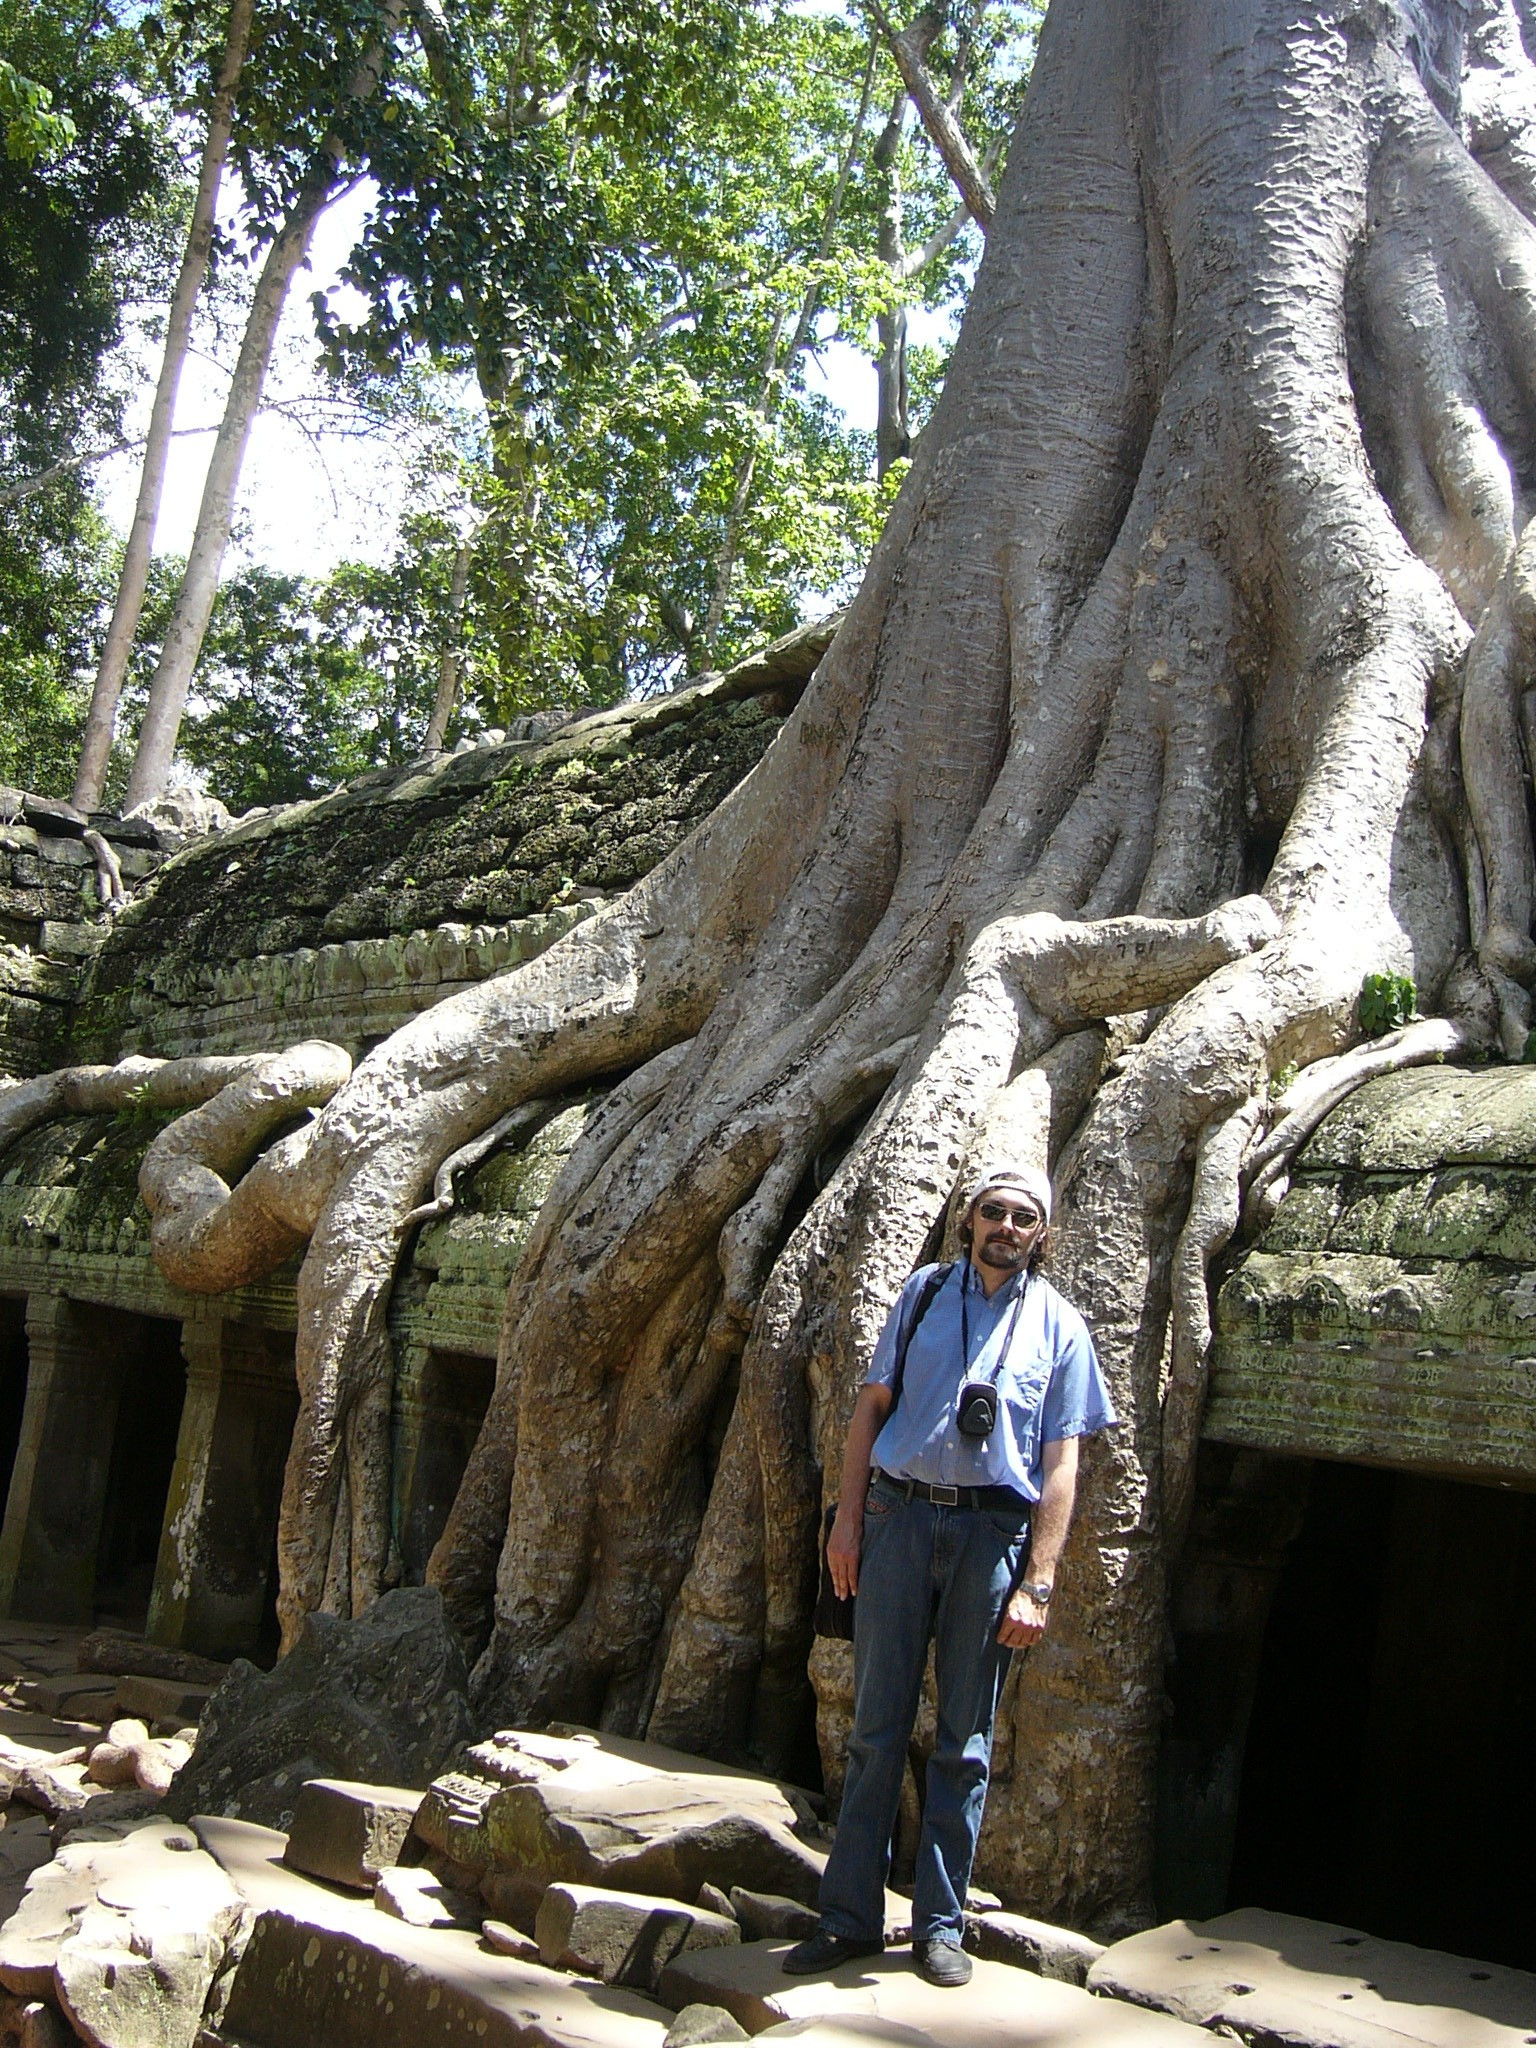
[
  {"xmin": 657, "ymin": 1939, "xmax": 1205, "ymax": 2048},
  {"xmin": 1089, "ymin": 1909, "xmax": 1536, "ymax": 2048}
]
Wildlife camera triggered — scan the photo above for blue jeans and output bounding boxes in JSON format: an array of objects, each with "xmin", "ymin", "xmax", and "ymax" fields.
[{"xmin": 818, "ymin": 1475, "xmax": 1030, "ymax": 1943}]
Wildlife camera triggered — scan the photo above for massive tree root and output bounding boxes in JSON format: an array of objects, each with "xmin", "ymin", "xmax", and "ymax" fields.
[{"xmin": 21, "ymin": 0, "xmax": 1534, "ymax": 1928}]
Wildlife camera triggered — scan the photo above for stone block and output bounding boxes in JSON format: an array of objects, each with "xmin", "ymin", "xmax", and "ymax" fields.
[
  {"xmin": 12, "ymin": 1679, "xmax": 117, "ymax": 1722},
  {"xmin": 112, "ymin": 1677, "xmax": 213, "ymax": 1726},
  {"xmin": 282, "ymin": 1778, "xmax": 423, "ymax": 1890},
  {"xmin": 372, "ymin": 1866, "xmax": 478, "ymax": 1930},
  {"xmin": 727, "ymin": 1890, "xmax": 817, "ymax": 1942},
  {"xmin": 658, "ymin": 1938, "xmax": 1212, "ymax": 2048},
  {"xmin": 963, "ymin": 1910, "xmax": 1105, "ymax": 1984},
  {"xmin": 215, "ymin": 1902, "xmax": 672, "ymax": 2048},
  {"xmin": 481, "ymin": 1918, "xmax": 541, "ymax": 1963},
  {"xmin": 535, "ymin": 1881, "xmax": 740, "ymax": 1991},
  {"xmin": 664, "ymin": 2006, "xmax": 750, "ymax": 2046},
  {"xmin": 1087, "ymin": 1909, "xmax": 1536, "ymax": 2048},
  {"xmin": 760, "ymin": 2024, "xmax": 936, "ymax": 2048},
  {"xmin": 483, "ymin": 1766, "xmax": 824, "ymax": 1908}
]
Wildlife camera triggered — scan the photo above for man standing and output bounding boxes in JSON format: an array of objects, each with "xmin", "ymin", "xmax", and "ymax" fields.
[{"xmin": 784, "ymin": 1163, "xmax": 1116, "ymax": 1987}]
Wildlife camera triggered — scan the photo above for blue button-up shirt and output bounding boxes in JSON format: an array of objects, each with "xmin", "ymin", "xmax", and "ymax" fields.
[{"xmin": 865, "ymin": 1260, "xmax": 1116, "ymax": 1501}]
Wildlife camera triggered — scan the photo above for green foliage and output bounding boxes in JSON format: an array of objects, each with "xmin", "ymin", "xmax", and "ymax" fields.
[
  {"xmin": 0, "ymin": 0, "xmax": 178, "ymax": 470},
  {"xmin": 1357, "ymin": 971, "xmax": 1417, "ymax": 1037},
  {"xmin": 129, "ymin": 530, "xmax": 476, "ymax": 809},
  {"xmin": 0, "ymin": 56, "xmax": 76, "ymax": 164},
  {"xmin": 1521, "ymin": 1029, "xmax": 1536, "ymax": 1066}
]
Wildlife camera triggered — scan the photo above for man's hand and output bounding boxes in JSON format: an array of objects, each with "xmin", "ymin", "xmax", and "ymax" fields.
[
  {"xmin": 827, "ymin": 1507, "xmax": 863, "ymax": 1599},
  {"xmin": 997, "ymin": 1584, "xmax": 1049, "ymax": 1649}
]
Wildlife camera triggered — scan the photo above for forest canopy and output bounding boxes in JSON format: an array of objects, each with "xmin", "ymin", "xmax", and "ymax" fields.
[{"xmin": 0, "ymin": 0, "xmax": 1040, "ymax": 808}]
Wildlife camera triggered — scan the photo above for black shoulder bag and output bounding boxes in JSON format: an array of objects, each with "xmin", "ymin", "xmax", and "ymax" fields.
[{"xmin": 813, "ymin": 1262, "xmax": 954, "ymax": 1641}]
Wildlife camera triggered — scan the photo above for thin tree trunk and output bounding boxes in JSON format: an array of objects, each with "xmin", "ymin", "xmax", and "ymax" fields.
[
  {"xmin": 123, "ymin": 8, "xmax": 404, "ymax": 811},
  {"xmin": 873, "ymin": 90, "xmax": 911, "ymax": 476},
  {"xmin": 424, "ymin": 538, "xmax": 474, "ymax": 754},
  {"xmin": 72, "ymin": 0, "xmax": 254, "ymax": 814}
]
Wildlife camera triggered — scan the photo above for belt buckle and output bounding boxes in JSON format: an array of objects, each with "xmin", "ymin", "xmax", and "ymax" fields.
[{"xmin": 930, "ymin": 1483, "xmax": 958, "ymax": 1506}]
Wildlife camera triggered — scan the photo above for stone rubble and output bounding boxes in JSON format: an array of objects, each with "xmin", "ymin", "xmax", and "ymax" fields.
[{"xmin": 0, "ymin": 1691, "xmax": 1520, "ymax": 2048}]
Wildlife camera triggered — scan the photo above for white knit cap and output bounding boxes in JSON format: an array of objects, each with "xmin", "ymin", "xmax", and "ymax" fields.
[{"xmin": 966, "ymin": 1161, "xmax": 1053, "ymax": 1224}]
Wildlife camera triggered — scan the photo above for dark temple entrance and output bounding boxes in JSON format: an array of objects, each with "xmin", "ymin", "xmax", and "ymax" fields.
[{"xmin": 1161, "ymin": 1447, "xmax": 1536, "ymax": 1972}]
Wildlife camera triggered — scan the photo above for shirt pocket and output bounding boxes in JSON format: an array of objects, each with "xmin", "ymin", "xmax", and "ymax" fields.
[{"xmin": 998, "ymin": 1352, "xmax": 1052, "ymax": 1456}]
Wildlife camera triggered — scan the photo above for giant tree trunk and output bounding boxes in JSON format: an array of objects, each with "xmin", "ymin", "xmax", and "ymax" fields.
[
  {"xmin": 71, "ymin": 0, "xmax": 253, "ymax": 815},
  {"xmin": 91, "ymin": 0, "xmax": 1536, "ymax": 1930}
]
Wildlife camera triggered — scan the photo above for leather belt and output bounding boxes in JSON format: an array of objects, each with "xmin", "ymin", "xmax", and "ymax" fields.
[{"xmin": 875, "ymin": 1472, "xmax": 1030, "ymax": 1512}]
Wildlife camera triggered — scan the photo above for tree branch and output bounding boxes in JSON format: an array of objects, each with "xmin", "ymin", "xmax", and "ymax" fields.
[{"xmin": 865, "ymin": 0, "xmax": 996, "ymax": 228}]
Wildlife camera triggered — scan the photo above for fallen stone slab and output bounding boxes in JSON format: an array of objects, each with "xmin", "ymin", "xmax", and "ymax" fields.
[
  {"xmin": 209, "ymin": 1900, "xmax": 673, "ymax": 2048},
  {"xmin": 374, "ymin": 1866, "xmax": 480, "ymax": 1930},
  {"xmin": 414, "ymin": 1726, "xmax": 816, "ymax": 1879},
  {"xmin": 1088, "ymin": 1908, "xmax": 1536, "ymax": 2048},
  {"xmin": 728, "ymin": 1893, "xmax": 817, "ymax": 1943},
  {"xmin": 964, "ymin": 1909, "xmax": 1105, "ymax": 1985},
  {"xmin": 0, "ymin": 1850, "xmax": 99, "ymax": 1996},
  {"xmin": 536, "ymin": 1882, "xmax": 739, "ymax": 1992},
  {"xmin": 482, "ymin": 1918, "xmax": 542, "ymax": 1964},
  {"xmin": 759, "ymin": 2023, "xmax": 935, "ymax": 2048},
  {"xmin": 0, "ymin": 1742, "xmax": 76, "ymax": 1801},
  {"xmin": 665, "ymin": 2006, "xmax": 750, "ymax": 2046},
  {"xmin": 657, "ymin": 1937, "xmax": 1212, "ymax": 2047},
  {"xmin": 282, "ymin": 1779, "xmax": 423, "ymax": 1890},
  {"xmin": 111, "ymin": 1677, "xmax": 213, "ymax": 1727},
  {"xmin": 11, "ymin": 1761, "xmax": 106, "ymax": 1822},
  {"xmin": 12, "ymin": 1679, "xmax": 116, "ymax": 1723},
  {"xmin": 75, "ymin": 1633, "xmax": 227, "ymax": 1689},
  {"xmin": 0, "ymin": 1814, "xmax": 243, "ymax": 2048},
  {"xmin": 484, "ymin": 1768, "xmax": 825, "ymax": 1908}
]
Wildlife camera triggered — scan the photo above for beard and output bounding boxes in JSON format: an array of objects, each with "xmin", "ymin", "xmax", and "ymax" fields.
[{"xmin": 975, "ymin": 1232, "xmax": 1028, "ymax": 1271}]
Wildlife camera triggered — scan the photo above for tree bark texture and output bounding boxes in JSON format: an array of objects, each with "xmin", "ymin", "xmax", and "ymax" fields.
[
  {"xmin": 72, "ymin": 0, "xmax": 254, "ymax": 815},
  {"xmin": 61, "ymin": 0, "xmax": 1536, "ymax": 1930}
]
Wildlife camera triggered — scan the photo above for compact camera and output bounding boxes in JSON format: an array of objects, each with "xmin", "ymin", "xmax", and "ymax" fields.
[{"xmin": 957, "ymin": 1379, "xmax": 999, "ymax": 1439}]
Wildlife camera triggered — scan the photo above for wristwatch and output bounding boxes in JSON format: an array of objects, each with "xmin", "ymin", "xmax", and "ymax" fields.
[{"xmin": 1019, "ymin": 1580, "xmax": 1053, "ymax": 1605}]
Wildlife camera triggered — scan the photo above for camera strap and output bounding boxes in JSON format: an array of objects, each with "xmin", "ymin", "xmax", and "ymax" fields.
[{"xmin": 959, "ymin": 1265, "xmax": 1030, "ymax": 1388}]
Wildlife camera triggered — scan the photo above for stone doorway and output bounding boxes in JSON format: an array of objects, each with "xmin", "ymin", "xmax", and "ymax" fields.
[
  {"xmin": 94, "ymin": 1314, "xmax": 187, "ymax": 1631},
  {"xmin": 1161, "ymin": 1447, "xmax": 1536, "ymax": 1972},
  {"xmin": 0, "ymin": 1298, "xmax": 28, "ymax": 1511}
]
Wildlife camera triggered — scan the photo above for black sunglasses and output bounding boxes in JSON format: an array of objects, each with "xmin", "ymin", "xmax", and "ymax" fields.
[{"xmin": 977, "ymin": 1199, "xmax": 1043, "ymax": 1229}]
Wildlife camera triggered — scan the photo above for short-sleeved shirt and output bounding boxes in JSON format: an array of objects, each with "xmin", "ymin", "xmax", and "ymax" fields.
[{"xmin": 865, "ymin": 1259, "xmax": 1116, "ymax": 1501}]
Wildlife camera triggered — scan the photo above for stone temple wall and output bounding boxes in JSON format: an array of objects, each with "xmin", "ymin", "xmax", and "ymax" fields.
[{"xmin": 0, "ymin": 630, "xmax": 825, "ymax": 1659}]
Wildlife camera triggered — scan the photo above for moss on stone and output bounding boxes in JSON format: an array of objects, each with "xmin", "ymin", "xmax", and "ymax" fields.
[{"xmin": 73, "ymin": 695, "xmax": 781, "ymax": 1059}]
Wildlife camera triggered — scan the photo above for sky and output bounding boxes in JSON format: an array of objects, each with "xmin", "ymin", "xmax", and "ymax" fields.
[{"xmin": 95, "ymin": 182, "xmax": 921, "ymax": 583}]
